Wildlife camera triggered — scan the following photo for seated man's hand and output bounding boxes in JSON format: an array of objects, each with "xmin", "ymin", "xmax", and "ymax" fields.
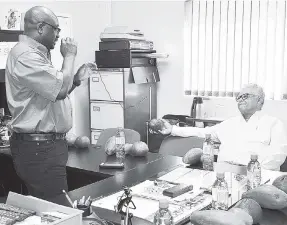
[
  {"xmin": 149, "ymin": 119, "xmax": 173, "ymax": 135},
  {"xmin": 158, "ymin": 119, "xmax": 173, "ymax": 135}
]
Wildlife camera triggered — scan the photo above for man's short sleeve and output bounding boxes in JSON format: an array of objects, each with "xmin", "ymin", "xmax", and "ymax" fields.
[{"xmin": 14, "ymin": 51, "xmax": 63, "ymax": 102}]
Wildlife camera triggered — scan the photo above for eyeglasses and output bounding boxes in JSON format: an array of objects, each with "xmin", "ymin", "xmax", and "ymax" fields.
[
  {"xmin": 41, "ymin": 21, "xmax": 61, "ymax": 34},
  {"xmin": 236, "ymin": 93, "xmax": 258, "ymax": 102}
]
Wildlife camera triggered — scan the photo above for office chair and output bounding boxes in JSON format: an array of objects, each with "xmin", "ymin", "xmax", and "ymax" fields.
[
  {"xmin": 158, "ymin": 136, "xmax": 204, "ymax": 157},
  {"xmin": 280, "ymin": 157, "xmax": 287, "ymax": 172},
  {"xmin": 95, "ymin": 128, "xmax": 140, "ymax": 149}
]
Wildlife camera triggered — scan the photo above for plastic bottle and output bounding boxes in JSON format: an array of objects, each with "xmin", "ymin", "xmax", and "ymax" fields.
[
  {"xmin": 153, "ymin": 199, "xmax": 174, "ymax": 225},
  {"xmin": 212, "ymin": 173, "xmax": 229, "ymax": 210},
  {"xmin": 195, "ymin": 98, "xmax": 204, "ymax": 128},
  {"xmin": 115, "ymin": 127, "xmax": 125, "ymax": 162},
  {"xmin": 247, "ymin": 154, "xmax": 261, "ymax": 190},
  {"xmin": 202, "ymin": 133, "xmax": 214, "ymax": 171}
]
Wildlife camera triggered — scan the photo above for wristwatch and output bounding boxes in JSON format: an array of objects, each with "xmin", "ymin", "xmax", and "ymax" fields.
[{"xmin": 73, "ymin": 79, "xmax": 81, "ymax": 87}]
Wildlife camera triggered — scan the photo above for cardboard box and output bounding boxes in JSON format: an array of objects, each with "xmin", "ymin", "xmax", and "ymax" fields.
[{"xmin": 6, "ymin": 192, "xmax": 83, "ymax": 225}]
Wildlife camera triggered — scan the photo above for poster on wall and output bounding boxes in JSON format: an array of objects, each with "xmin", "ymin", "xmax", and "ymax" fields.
[{"xmin": 1, "ymin": 9, "xmax": 22, "ymax": 30}]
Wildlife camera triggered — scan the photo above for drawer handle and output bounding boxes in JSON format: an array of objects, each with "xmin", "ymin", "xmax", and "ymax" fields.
[
  {"xmin": 92, "ymin": 77, "xmax": 99, "ymax": 82},
  {"xmin": 93, "ymin": 106, "xmax": 100, "ymax": 111}
]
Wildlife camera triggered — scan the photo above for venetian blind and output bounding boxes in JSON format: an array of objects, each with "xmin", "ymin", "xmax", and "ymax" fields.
[{"xmin": 184, "ymin": 0, "xmax": 287, "ymax": 100}]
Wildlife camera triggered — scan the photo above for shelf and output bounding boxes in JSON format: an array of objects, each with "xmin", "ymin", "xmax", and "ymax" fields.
[
  {"xmin": 0, "ymin": 29, "xmax": 23, "ymax": 34},
  {"xmin": 0, "ymin": 30, "xmax": 23, "ymax": 42},
  {"xmin": 131, "ymin": 52, "xmax": 169, "ymax": 59}
]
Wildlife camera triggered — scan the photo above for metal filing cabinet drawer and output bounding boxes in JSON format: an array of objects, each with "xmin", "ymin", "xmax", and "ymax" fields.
[
  {"xmin": 90, "ymin": 101, "xmax": 124, "ymax": 129},
  {"xmin": 89, "ymin": 71, "xmax": 123, "ymax": 101}
]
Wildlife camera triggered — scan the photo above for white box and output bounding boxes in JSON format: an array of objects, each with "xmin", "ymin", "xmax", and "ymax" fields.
[{"xmin": 6, "ymin": 192, "xmax": 83, "ymax": 225}]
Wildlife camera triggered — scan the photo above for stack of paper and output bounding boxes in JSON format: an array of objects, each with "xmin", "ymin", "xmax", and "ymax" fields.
[
  {"xmin": 158, "ymin": 167, "xmax": 216, "ymax": 190},
  {"xmin": 100, "ymin": 26, "xmax": 146, "ymax": 41}
]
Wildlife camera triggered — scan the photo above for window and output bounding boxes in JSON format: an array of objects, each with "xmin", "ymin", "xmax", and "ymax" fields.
[{"xmin": 184, "ymin": 0, "xmax": 287, "ymax": 100}]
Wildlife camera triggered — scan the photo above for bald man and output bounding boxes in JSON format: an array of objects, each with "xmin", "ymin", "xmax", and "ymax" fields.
[
  {"xmin": 5, "ymin": 6, "xmax": 94, "ymax": 199},
  {"xmin": 157, "ymin": 84, "xmax": 287, "ymax": 171}
]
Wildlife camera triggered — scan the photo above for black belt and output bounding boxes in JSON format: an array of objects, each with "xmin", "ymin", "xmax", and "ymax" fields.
[{"xmin": 11, "ymin": 133, "xmax": 66, "ymax": 141}]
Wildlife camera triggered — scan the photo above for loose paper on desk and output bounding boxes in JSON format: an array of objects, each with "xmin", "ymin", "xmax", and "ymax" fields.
[
  {"xmin": 0, "ymin": 42, "xmax": 17, "ymax": 69},
  {"xmin": 92, "ymin": 180, "xmax": 212, "ymax": 224},
  {"xmin": 158, "ymin": 167, "xmax": 216, "ymax": 190},
  {"xmin": 157, "ymin": 166, "xmax": 192, "ymax": 183}
]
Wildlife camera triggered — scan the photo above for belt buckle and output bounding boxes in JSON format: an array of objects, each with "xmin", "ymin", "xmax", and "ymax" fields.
[{"xmin": 34, "ymin": 136, "xmax": 41, "ymax": 141}]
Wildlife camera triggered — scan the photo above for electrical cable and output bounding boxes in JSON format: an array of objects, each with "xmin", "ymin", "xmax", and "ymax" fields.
[
  {"xmin": 97, "ymin": 71, "xmax": 124, "ymax": 109},
  {"xmin": 96, "ymin": 71, "xmax": 149, "ymax": 111},
  {"xmin": 124, "ymin": 95, "xmax": 148, "ymax": 110}
]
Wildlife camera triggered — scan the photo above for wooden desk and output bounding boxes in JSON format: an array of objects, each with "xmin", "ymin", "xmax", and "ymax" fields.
[
  {"xmin": 0, "ymin": 145, "xmax": 164, "ymax": 193},
  {"xmin": 67, "ymin": 145, "xmax": 163, "ymax": 175},
  {"xmin": 50, "ymin": 154, "xmax": 183, "ymax": 225},
  {"xmin": 50, "ymin": 148, "xmax": 287, "ymax": 225},
  {"xmin": 2, "ymin": 145, "xmax": 287, "ymax": 225},
  {"xmin": 65, "ymin": 146, "xmax": 165, "ymax": 191}
]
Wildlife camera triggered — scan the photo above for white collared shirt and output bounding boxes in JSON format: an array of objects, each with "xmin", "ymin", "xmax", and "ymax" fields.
[
  {"xmin": 171, "ymin": 111, "xmax": 287, "ymax": 170},
  {"xmin": 5, "ymin": 35, "xmax": 73, "ymax": 133}
]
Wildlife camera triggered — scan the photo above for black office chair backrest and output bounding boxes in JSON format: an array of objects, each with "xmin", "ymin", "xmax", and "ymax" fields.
[
  {"xmin": 95, "ymin": 128, "xmax": 141, "ymax": 149},
  {"xmin": 158, "ymin": 136, "xmax": 204, "ymax": 157},
  {"xmin": 280, "ymin": 157, "xmax": 287, "ymax": 172}
]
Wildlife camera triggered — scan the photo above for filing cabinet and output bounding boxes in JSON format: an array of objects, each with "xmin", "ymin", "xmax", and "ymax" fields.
[{"xmin": 89, "ymin": 67, "xmax": 158, "ymax": 145}]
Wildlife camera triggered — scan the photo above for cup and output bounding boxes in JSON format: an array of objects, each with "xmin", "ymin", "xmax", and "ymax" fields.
[{"xmin": 77, "ymin": 204, "xmax": 92, "ymax": 217}]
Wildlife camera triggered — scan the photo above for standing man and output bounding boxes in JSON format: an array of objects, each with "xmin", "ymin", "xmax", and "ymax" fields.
[{"xmin": 5, "ymin": 6, "xmax": 94, "ymax": 199}]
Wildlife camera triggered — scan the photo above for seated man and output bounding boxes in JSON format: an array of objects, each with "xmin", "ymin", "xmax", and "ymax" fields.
[{"xmin": 159, "ymin": 84, "xmax": 287, "ymax": 171}]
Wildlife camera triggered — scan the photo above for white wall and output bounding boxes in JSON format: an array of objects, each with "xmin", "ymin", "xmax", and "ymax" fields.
[
  {"xmin": 111, "ymin": 0, "xmax": 192, "ymax": 119},
  {"xmin": 0, "ymin": 1, "xmax": 112, "ymax": 137}
]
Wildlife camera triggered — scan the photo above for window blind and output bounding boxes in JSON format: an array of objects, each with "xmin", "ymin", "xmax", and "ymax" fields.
[{"xmin": 184, "ymin": 0, "xmax": 287, "ymax": 100}]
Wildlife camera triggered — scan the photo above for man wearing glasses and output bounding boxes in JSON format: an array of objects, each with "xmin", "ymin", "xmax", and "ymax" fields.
[
  {"xmin": 158, "ymin": 84, "xmax": 287, "ymax": 171},
  {"xmin": 5, "ymin": 6, "xmax": 95, "ymax": 199}
]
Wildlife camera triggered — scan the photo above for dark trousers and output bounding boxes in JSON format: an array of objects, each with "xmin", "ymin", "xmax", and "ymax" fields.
[{"xmin": 9, "ymin": 138, "xmax": 68, "ymax": 200}]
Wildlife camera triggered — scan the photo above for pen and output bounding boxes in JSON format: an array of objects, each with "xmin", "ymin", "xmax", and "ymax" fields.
[
  {"xmin": 62, "ymin": 190, "xmax": 74, "ymax": 208},
  {"xmin": 154, "ymin": 179, "xmax": 179, "ymax": 186},
  {"xmin": 73, "ymin": 200, "xmax": 78, "ymax": 209},
  {"xmin": 79, "ymin": 196, "xmax": 86, "ymax": 205},
  {"xmin": 264, "ymin": 179, "xmax": 271, "ymax": 184},
  {"xmin": 85, "ymin": 196, "xmax": 91, "ymax": 206}
]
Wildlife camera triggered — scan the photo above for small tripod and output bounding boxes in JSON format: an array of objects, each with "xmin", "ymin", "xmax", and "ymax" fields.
[{"xmin": 115, "ymin": 186, "xmax": 136, "ymax": 225}]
